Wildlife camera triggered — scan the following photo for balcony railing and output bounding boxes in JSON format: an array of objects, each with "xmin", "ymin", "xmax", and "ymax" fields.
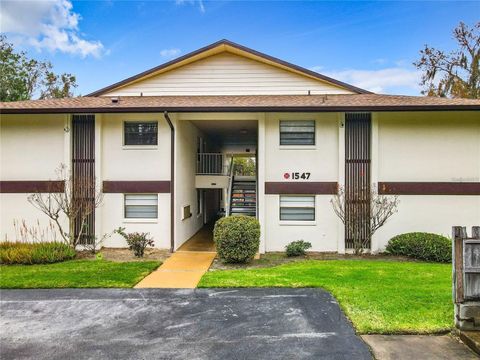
[{"xmin": 197, "ymin": 153, "xmax": 229, "ymax": 175}]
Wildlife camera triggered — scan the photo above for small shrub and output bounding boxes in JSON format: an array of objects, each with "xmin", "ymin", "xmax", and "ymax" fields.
[
  {"xmin": 285, "ymin": 240, "xmax": 312, "ymax": 257},
  {"xmin": 385, "ymin": 232, "xmax": 452, "ymax": 263},
  {"xmin": 0, "ymin": 241, "xmax": 76, "ymax": 265},
  {"xmin": 115, "ymin": 228, "xmax": 154, "ymax": 257},
  {"xmin": 214, "ymin": 216, "xmax": 260, "ymax": 263}
]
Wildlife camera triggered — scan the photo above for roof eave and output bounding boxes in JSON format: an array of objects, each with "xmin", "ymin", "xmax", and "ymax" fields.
[{"xmin": 2, "ymin": 104, "xmax": 479, "ymax": 114}]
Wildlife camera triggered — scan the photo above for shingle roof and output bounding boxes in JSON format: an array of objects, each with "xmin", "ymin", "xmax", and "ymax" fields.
[{"xmin": 1, "ymin": 94, "xmax": 480, "ymax": 114}]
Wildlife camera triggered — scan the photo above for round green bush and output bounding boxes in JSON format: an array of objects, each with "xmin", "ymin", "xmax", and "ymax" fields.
[
  {"xmin": 0, "ymin": 241, "xmax": 76, "ymax": 265},
  {"xmin": 214, "ymin": 216, "xmax": 260, "ymax": 263},
  {"xmin": 285, "ymin": 240, "xmax": 312, "ymax": 257},
  {"xmin": 385, "ymin": 232, "xmax": 451, "ymax": 263}
]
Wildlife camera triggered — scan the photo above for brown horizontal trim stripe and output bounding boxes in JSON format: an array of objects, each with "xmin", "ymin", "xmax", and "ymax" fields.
[
  {"xmin": 265, "ymin": 182, "xmax": 338, "ymax": 195},
  {"xmin": 103, "ymin": 181, "xmax": 170, "ymax": 193},
  {"xmin": 379, "ymin": 182, "xmax": 480, "ymax": 195},
  {"xmin": 0, "ymin": 181, "xmax": 64, "ymax": 193}
]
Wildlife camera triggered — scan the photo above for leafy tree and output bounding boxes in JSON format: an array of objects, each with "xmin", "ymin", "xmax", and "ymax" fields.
[
  {"xmin": 414, "ymin": 21, "xmax": 480, "ymax": 99},
  {"xmin": 233, "ymin": 157, "xmax": 256, "ymax": 176},
  {"xmin": 0, "ymin": 35, "xmax": 77, "ymax": 101}
]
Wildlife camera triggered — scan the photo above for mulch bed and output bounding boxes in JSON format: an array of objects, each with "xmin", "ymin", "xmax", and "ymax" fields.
[
  {"xmin": 210, "ymin": 252, "xmax": 416, "ymax": 270},
  {"xmin": 76, "ymin": 247, "xmax": 171, "ymax": 262}
]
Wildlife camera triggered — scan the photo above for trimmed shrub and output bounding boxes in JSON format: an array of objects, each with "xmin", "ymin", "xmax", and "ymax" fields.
[
  {"xmin": 285, "ymin": 240, "xmax": 312, "ymax": 257},
  {"xmin": 0, "ymin": 242, "xmax": 76, "ymax": 265},
  {"xmin": 115, "ymin": 228, "xmax": 154, "ymax": 257},
  {"xmin": 385, "ymin": 232, "xmax": 452, "ymax": 263},
  {"xmin": 214, "ymin": 216, "xmax": 260, "ymax": 263}
]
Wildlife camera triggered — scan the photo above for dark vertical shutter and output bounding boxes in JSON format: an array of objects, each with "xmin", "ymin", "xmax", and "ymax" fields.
[
  {"xmin": 72, "ymin": 114, "xmax": 95, "ymax": 245},
  {"xmin": 345, "ymin": 113, "xmax": 371, "ymax": 250}
]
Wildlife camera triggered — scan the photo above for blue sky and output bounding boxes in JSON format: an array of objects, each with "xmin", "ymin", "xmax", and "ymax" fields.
[{"xmin": 1, "ymin": 1, "xmax": 479, "ymax": 96}]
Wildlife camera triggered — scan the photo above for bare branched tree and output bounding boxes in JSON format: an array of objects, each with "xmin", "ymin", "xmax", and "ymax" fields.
[
  {"xmin": 331, "ymin": 186, "xmax": 399, "ymax": 254},
  {"xmin": 28, "ymin": 164, "xmax": 103, "ymax": 249}
]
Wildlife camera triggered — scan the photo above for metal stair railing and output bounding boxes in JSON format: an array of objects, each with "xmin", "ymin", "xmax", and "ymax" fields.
[{"xmin": 225, "ymin": 156, "xmax": 235, "ymax": 216}]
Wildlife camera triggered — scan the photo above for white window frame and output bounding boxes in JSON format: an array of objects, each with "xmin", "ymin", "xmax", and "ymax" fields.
[
  {"xmin": 123, "ymin": 193, "xmax": 158, "ymax": 223},
  {"xmin": 196, "ymin": 189, "xmax": 203, "ymax": 218},
  {"xmin": 279, "ymin": 195, "xmax": 316, "ymax": 226},
  {"xmin": 279, "ymin": 120, "xmax": 316, "ymax": 149},
  {"xmin": 122, "ymin": 120, "xmax": 159, "ymax": 150}
]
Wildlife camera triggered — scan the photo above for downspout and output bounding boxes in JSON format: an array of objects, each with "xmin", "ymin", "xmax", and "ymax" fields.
[{"xmin": 164, "ymin": 111, "xmax": 175, "ymax": 253}]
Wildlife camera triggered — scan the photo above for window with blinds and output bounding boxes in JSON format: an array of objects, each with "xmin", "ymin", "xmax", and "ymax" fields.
[
  {"xmin": 280, "ymin": 195, "xmax": 315, "ymax": 221},
  {"xmin": 124, "ymin": 194, "xmax": 158, "ymax": 218},
  {"xmin": 279, "ymin": 120, "xmax": 315, "ymax": 145},
  {"xmin": 124, "ymin": 121, "xmax": 158, "ymax": 145}
]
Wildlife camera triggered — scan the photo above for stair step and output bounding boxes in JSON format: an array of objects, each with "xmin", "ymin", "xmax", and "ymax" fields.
[
  {"xmin": 231, "ymin": 209, "xmax": 256, "ymax": 214},
  {"xmin": 230, "ymin": 176, "xmax": 257, "ymax": 217}
]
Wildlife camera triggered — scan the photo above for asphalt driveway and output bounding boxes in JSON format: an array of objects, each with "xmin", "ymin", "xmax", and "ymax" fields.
[{"xmin": 0, "ymin": 288, "xmax": 372, "ymax": 360}]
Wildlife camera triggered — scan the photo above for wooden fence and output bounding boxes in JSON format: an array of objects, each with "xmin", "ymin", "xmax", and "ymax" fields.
[{"xmin": 453, "ymin": 226, "xmax": 480, "ymax": 330}]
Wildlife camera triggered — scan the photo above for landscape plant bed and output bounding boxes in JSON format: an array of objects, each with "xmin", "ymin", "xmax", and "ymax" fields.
[
  {"xmin": 209, "ymin": 252, "xmax": 415, "ymax": 270},
  {"xmin": 0, "ymin": 259, "xmax": 161, "ymax": 289},
  {"xmin": 77, "ymin": 247, "xmax": 171, "ymax": 262},
  {"xmin": 200, "ymin": 259, "xmax": 452, "ymax": 334}
]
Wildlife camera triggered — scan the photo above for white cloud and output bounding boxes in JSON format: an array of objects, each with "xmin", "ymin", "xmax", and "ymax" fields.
[
  {"xmin": 0, "ymin": 0, "xmax": 104, "ymax": 58},
  {"xmin": 310, "ymin": 65, "xmax": 324, "ymax": 73},
  {"xmin": 160, "ymin": 48, "xmax": 181, "ymax": 58},
  {"xmin": 175, "ymin": 0, "xmax": 205, "ymax": 13},
  {"xmin": 323, "ymin": 67, "xmax": 422, "ymax": 94}
]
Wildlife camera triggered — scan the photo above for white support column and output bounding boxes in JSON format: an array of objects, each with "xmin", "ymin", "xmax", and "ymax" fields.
[
  {"xmin": 370, "ymin": 112, "xmax": 380, "ymax": 253},
  {"xmin": 257, "ymin": 112, "xmax": 266, "ymax": 254},
  {"xmin": 63, "ymin": 115, "xmax": 71, "ymax": 172},
  {"xmin": 337, "ymin": 113, "xmax": 346, "ymax": 254},
  {"xmin": 170, "ymin": 113, "xmax": 178, "ymax": 251},
  {"xmin": 94, "ymin": 114, "xmax": 103, "ymax": 244}
]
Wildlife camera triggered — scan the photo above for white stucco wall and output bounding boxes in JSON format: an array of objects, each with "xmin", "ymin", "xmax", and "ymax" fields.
[
  {"xmin": 1, "ymin": 110, "xmax": 478, "ymax": 253},
  {"xmin": 0, "ymin": 114, "xmax": 68, "ymax": 241},
  {"xmin": 372, "ymin": 111, "xmax": 480, "ymax": 251},
  {"xmin": 99, "ymin": 113, "xmax": 171, "ymax": 248},
  {"xmin": 263, "ymin": 112, "xmax": 341, "ymax": 252},
  {"xmin": 0, "ymin": 114, "xmax": 67, "ymax": 179}
]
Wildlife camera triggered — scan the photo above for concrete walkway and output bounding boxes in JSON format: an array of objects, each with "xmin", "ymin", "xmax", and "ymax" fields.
[
  {"xmin": 362, "ymin": 335, "xmax": 478, "ymax": 360},
  {"xmin": 135, "ymin": 226, "xmax": 216, "ymax": 288}
]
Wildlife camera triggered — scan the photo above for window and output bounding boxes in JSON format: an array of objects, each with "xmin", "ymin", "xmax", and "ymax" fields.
[
  {"xmin": 280, "ymin": 120, "xmax": 315, "ymax": 145},
  {"xmin": 124, "ymin": 121, "xmax": 158, "ymax": 145},
  {"xmin": 124, "ymin": 194, "xmax": 158, "ymax": 218},
  {"xmin": 196, "ymin": 189, "xmax": 203, "ymax": 215},
  {"xmin": 280, "ymin": 195, "xmax": 315, "ymax": 221}
]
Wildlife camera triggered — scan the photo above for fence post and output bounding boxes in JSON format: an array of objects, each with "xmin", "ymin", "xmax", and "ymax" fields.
[{"xmin": 453, "ymin": 226, "xmax": 466, "ymax": 303}]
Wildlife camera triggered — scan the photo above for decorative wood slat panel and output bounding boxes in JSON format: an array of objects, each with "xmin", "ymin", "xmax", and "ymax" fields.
[
  {"xmin": 72, "ymin": 114, "xmax": 95, "ymax": 245},
  {"xmin": 345, "ymin": 113, "xmax": 371, "ymax": 250}
]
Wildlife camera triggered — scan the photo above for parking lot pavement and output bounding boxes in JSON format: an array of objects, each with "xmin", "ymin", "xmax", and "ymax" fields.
[{"xmin": 0, "ymin": 288, "xmax": 372, "ymax": 360}]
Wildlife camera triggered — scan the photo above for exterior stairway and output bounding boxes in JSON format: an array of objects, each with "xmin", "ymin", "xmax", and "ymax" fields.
[{"xmin": 229, "ymin": 176, "xmax": 257, "ymax": 217}]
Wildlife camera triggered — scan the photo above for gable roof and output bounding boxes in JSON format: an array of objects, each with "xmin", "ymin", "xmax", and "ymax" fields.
[{"xmin": 87, "ymin": 39, "xmax": 371, "ymax": 96}]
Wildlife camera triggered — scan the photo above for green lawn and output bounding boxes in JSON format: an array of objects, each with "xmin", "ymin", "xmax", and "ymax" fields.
[
  {"xmin": 0, "ymin": 260, "xmax": 160, "ymax": 288},
  {"xmin": 199, "ymin": 260, "xmax": 452, "ymax": 334}
]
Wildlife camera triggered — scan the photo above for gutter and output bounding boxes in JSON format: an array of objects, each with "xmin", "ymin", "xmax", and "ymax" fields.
[
  {"xmin": 164, "ymin": 111, "xmax": 175, "ymax": 253},
  {"xmin": 2, "ymin": 105, "xmax": 480, "ymax": 114}
]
